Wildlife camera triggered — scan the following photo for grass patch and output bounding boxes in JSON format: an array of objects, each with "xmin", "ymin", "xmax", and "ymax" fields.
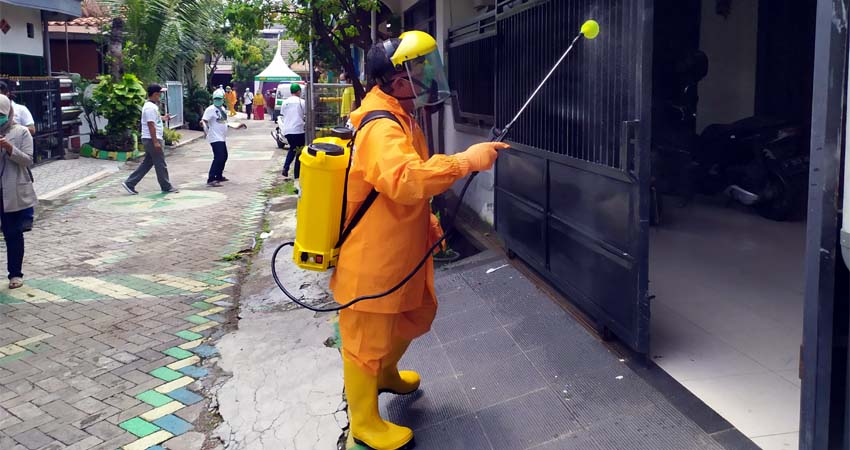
[
  {"xmin": 220, "ymin": 253, "xmax": 242, "ymax": 262},
  {"xmin": 264, "ymin": 180, "xmax": 297, "ymax": 198}
]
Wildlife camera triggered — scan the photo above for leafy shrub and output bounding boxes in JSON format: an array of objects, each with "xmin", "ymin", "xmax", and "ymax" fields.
[
  {"xmin": 92, "ymin": 74, "xmax": 147, "ymax": 151},
  {"xmin": 163, "ymin": 128, "xmax": 182, "ymax": 145}
]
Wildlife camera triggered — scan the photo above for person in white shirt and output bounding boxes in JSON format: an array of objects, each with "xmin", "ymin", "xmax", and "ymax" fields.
[
  {"xmin": 243, "ymin": 88, "xmax": 253, "ymax": 120},
  {"xmin": 122, "ymin": 84, "xmax": 178, "ymax": 194},
  {"xmin": 278, "ymin": 83, "xmax": 306, "ymax": 179},
  {"xmin": 0, "ymin": 82, "xmax": 35, "ymax": 136},
  {"xmin": 201, "ymin": 90, "xmax": 230, "ymax": 187}
]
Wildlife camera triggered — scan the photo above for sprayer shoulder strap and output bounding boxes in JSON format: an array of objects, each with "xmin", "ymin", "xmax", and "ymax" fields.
[{"xmin": 337, "ymin": 110, "xmax": 403, "ymax": 248}]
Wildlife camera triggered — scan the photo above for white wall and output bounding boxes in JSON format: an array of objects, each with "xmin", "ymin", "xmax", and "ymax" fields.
[
  {"xmin": 697, "ymin": 0, "xmax": 759, "ymax": 131},
  {"xmin": 0, "ymin": 3, "xmax": 44, "ymax": 57}
]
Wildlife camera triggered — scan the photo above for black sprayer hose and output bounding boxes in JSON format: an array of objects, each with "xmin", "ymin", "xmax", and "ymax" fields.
[{"xmin": 271, "ymin": 171, "xmax": 479, "ymax": 312}]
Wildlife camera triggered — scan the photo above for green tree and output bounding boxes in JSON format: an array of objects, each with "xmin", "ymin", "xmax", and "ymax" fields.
[
  {"xmin": 234, "ymin": 0, "xmax": 395, "ymax": 105},
  {"xmin": 229, "ymin": 37, "xmax": 273, "ymax": 83}
]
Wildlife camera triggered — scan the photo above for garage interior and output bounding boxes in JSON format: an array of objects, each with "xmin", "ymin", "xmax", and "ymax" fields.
[{"xmin": 648, "ymin": 1, "xmax": 815, "ymax": 449}]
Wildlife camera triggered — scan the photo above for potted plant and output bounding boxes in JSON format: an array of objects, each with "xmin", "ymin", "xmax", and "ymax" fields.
[
  {"xmin": 91, "ymin": 74, "xmax": 147, "ymax": 151},
  {"xmin": 433, "ymin": 211, "xmax": 461, "ymax": 264}
]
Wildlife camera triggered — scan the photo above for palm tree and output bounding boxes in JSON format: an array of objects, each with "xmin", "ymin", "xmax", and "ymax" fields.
[{"xmin": 99, "ymin": 0, "xmax": 221, "ymax": 83}]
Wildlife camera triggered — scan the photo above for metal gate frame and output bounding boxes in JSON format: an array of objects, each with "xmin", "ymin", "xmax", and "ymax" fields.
[
  {"xmin": 799, "ymin": 0, "xmax": 850, "ymax": 448},
  {"xmin": 493, "ymin": 0, "xmax": 653, "ymax": 353}
]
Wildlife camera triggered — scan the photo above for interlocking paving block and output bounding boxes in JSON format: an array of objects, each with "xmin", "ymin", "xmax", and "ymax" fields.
[
  {"xmin": 147, "ymin": 447, "xmax": 167, "ymax": 450},
  {"xmin": 190, "ymin": 345, "xmax": 218, "ymax": 358},
  {"xmin": 140, "ymin": 401, "xmax": 184, "ymax": 422},
  {"xmin": 175, "ymin": 331, "xmax": 203, "ymax": 341},
  {"xmin": 189, "ymin": 302, "xmax": 212, "ymax": 311},
  {"xmin": 149, "ymin": 367, "xmax": 183, "ymax": 382},
  {"xmin": 413, "ymin": 413, "xmax": 493, "ymax": 450},
  {"xmin": 443, "ymin": 328, "xmax": 522, "ymax": 376},
  {"xmin": 457, "ymin": 352, "xmax": 548, "ymax": 410},
  {"xmin": 163, "ymin": 347, "xmax": 195, "ymax": 360},
  {"xmin": 155, "ymin": 377, "xmax": 194, "ymax": 394},
  {"xmin": 178, "ymin": 339, "xmax": 204, "ymax": 350},
  {"xmin": 380, "ymin": 376, "xmax": 472, "ymax": 432},
  {"xmin": 204, "ymin": 314, "xmax": 226, "ymax": 323},
  {"xmin": 476, "ymin": 389, "xmax": 581, "ymax": 450},
  {"xmin": 119, "ymin": 417, "xmax": 160, "ymax": 438},
  {"xmin": 167, "ymin": 356, "xmax": 200, "ymax": 371},
  {"xmin": 152, "ymin": 414, "xmax": 192, "ymax": 436},
  {"xmin": 184, "ymin": 315, "xmax": 209, "ymax": 325},
  {"xmin": 177, "ymin": 366, "xmax": 208, "ymax": 379},
  {"xmin": 122, "ymin": 429, "xmax": 173, "ymax": 450},
  {"xmin": 166, "ymin": 388, "xmax": 203, "ymax": 406},
  {"xmin": 136, "ymin": 390, "xmax": 174, "ymax": 408}
]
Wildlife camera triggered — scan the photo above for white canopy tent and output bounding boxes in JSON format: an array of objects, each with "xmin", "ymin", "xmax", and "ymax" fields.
[{"xmin": 254, "ymin": 40, "xmax": 303, "ymax": 93}]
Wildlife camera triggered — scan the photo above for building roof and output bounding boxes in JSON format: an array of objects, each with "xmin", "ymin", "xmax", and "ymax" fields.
[{"xmin": 0, "ymin": 0, "xmax": 82, "ymax": 20}]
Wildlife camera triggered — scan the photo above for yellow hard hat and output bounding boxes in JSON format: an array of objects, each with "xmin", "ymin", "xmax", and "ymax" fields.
[{"xmin": 389, "ymin": 30, "xmax": 438, "ymax": 67}]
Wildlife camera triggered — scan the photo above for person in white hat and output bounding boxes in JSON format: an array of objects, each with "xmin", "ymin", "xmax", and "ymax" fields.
[{"xmin": 0, "ymin": 94, "xmax": 36, "ymax": 289}]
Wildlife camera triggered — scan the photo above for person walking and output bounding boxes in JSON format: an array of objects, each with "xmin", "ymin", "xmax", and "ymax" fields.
[
  {"xmin": 201, "ymin": 90, "xmax": 229, "ymax": 187},
  {"xmin": 243, "ymin": 88, "xmax": 253, "ymax": 120},
  {"xmin": 224, "ymin": 86, "xmax": 237, "ymax": 117},
  {"xmin": 0, "ymin": 95, "xmax": 36, "ymax": 289},
  {"xmin": 122, "ymin": 84, "xmax": 178, "ymax": 195},
  {"xmin": 252, "ymin": 90, "xmax": 265, "ymax": 120},
  {"xmin": 279, "ymin": 84, "xmax": 306, "ymax": 179}
]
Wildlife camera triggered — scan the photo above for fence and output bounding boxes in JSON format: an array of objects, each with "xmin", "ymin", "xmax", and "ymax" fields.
[
  {"xmin": 447, "ymin": 12, "xmax": 497, "ymax": 130},
  {"xmin": 0, "ymin": 77, "xmax": 64, "ymax": 163},
  {"xmin": 307, "ymin": 83, "xmax": 354, "ymax": 141}
]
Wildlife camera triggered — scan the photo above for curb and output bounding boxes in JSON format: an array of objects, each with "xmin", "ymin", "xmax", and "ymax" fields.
[
  {"xmin": 167, "ymin": 132, "xmax": 205, "ymax": 150},
  {"xmin": 38, "ymin": 169, "xmax": 116, "ymax": 203}
]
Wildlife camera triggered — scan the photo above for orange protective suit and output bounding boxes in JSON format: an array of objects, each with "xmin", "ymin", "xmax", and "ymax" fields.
[
  {"xmin": 224, "ymin": 90, "xmax": 237, "ymax": 116},
  {"xmin": 331, "ymin": 87, "xmax": 474, "ymax": 375}
]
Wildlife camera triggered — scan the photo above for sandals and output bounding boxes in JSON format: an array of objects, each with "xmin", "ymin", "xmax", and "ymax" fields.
[{"xmin": 9, "ymin": 278, "xmax": 23, "ymax": 289}]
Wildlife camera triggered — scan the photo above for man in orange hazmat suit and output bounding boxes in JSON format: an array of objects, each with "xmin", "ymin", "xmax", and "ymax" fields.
[{"xmin": 330, "ymin": 31, "xmax": 509, "ymax": 450}]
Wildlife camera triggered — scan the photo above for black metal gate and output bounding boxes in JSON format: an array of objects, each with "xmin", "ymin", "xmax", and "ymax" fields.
[
  {"xmin": 494, "ymin": 0, "xmax": 653, "ymax": 352},
  {"xmin": 2, "ymin": 78, "xmax": 64, "ymax": 164}
]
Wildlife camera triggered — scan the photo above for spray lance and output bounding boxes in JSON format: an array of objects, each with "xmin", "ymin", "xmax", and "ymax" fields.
[{"xmin": 272, "ymin": 20, "xmax": 600, "ymax": 312}]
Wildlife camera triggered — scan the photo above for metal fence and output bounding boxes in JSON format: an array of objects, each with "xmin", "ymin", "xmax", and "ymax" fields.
[
  {"xmin": 447, "ymin": 12, "xmax": 497, "ymax": 129},
  {"xmin": 307, "ymin": 83, "xmax": 353, "ymax": 140},
  {"xmin": 1, "ymin": 77, "xmax": 64, "ymax": 163},
  {"xmin": 495, "ymin": 0, "xmax": 642, "ymax": 170}
]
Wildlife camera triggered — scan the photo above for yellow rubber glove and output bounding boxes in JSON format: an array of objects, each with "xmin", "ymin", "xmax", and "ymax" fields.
[
  {"xmin": 456, "ymin": 142, "xmax": 511, "ymax": 174},
  {"xmin": 429, "ymin": 214, "xmax": 446, "ymax": 255}
]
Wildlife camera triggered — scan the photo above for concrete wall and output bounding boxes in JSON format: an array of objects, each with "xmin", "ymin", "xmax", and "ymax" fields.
[
  {"xmin": 0, "ymin": 3, "xmax": 44, "ymax": 57},
  {"xmin": 697, "ymin": 0, "xmax": 759, "ymax": 130}
]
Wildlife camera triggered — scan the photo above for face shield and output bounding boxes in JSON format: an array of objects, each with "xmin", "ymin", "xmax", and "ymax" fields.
[{"xmin": 403, "ymin": 49, "xmax": 451, "ymax": 109}]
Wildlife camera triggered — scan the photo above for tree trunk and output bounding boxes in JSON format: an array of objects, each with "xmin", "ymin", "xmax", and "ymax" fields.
[{"xmin": 108, "ymin": 17, "xmax": 124, "ymax": 82}]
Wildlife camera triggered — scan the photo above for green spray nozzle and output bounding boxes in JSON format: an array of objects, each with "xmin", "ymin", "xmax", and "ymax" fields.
[{"xmin": 581, "ymin": 20, "xmax": 600, "ymax": 40}]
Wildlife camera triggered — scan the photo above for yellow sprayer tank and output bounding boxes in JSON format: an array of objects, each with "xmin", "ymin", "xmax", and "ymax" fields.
[{"xmin": 293, "ymin": 129, "xmax": 354, "ymax": 271}]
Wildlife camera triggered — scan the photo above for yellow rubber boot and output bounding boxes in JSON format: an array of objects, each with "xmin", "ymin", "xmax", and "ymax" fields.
[
  {"xmin": 344, "ymin": 358, "xmax": 414, "ymax": 450},
  {"xmin": 378, "ymin": 339, "xmax": 421, "ymax": 395}
]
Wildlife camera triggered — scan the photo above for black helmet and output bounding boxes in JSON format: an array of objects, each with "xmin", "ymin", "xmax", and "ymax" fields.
[{"xmin": 365, "ymin": 38, "xmax": 401, "ymax": 90}]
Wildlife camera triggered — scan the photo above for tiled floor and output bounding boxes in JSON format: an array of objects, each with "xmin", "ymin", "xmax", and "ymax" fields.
[
  {"xmin": 376, "ymin": 253, "xmax": 727, "ymax": 450},
  {"xmin": 650, "ymin": 200, "xmax": 806, "ymax": 450}
]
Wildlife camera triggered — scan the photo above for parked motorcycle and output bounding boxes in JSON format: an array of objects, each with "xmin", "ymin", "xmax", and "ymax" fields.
[{"xmin": 651, "ymin": 51, "xmax": 808, "ymax": 222}]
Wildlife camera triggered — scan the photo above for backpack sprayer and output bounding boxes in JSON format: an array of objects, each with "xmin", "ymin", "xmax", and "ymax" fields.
[{"xmin": 272, "ymin": 20, "xmax": 600, "ymax": 312}]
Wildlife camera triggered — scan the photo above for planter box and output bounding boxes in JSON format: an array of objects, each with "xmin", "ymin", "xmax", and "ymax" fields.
[{"xmin": 80, "ymin": 144, "xmax": 143, "ymax": 161}]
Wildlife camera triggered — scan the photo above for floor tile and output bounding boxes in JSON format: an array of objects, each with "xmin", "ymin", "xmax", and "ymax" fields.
[
  {"xmin": 750, "ymin": 432, "xmax": 799, "ymax": 450},
  {"xmin": 680, "ymin": 372, "xmax": 800, "ymax": 438}
]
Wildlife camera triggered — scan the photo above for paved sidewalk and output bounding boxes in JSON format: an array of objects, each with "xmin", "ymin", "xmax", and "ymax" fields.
[
  {"xmin": 0, "ymin": 120, "xmax": 282, "ymax": 450},
  {"xmin": 32, "ymin": 159, "xmax": 122, "ymax": 200}
]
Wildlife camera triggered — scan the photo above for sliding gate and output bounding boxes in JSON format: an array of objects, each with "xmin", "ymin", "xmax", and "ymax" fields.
[{"xmin": 494, "ymin": 0, "xmax": 653, "ymax": 352}]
